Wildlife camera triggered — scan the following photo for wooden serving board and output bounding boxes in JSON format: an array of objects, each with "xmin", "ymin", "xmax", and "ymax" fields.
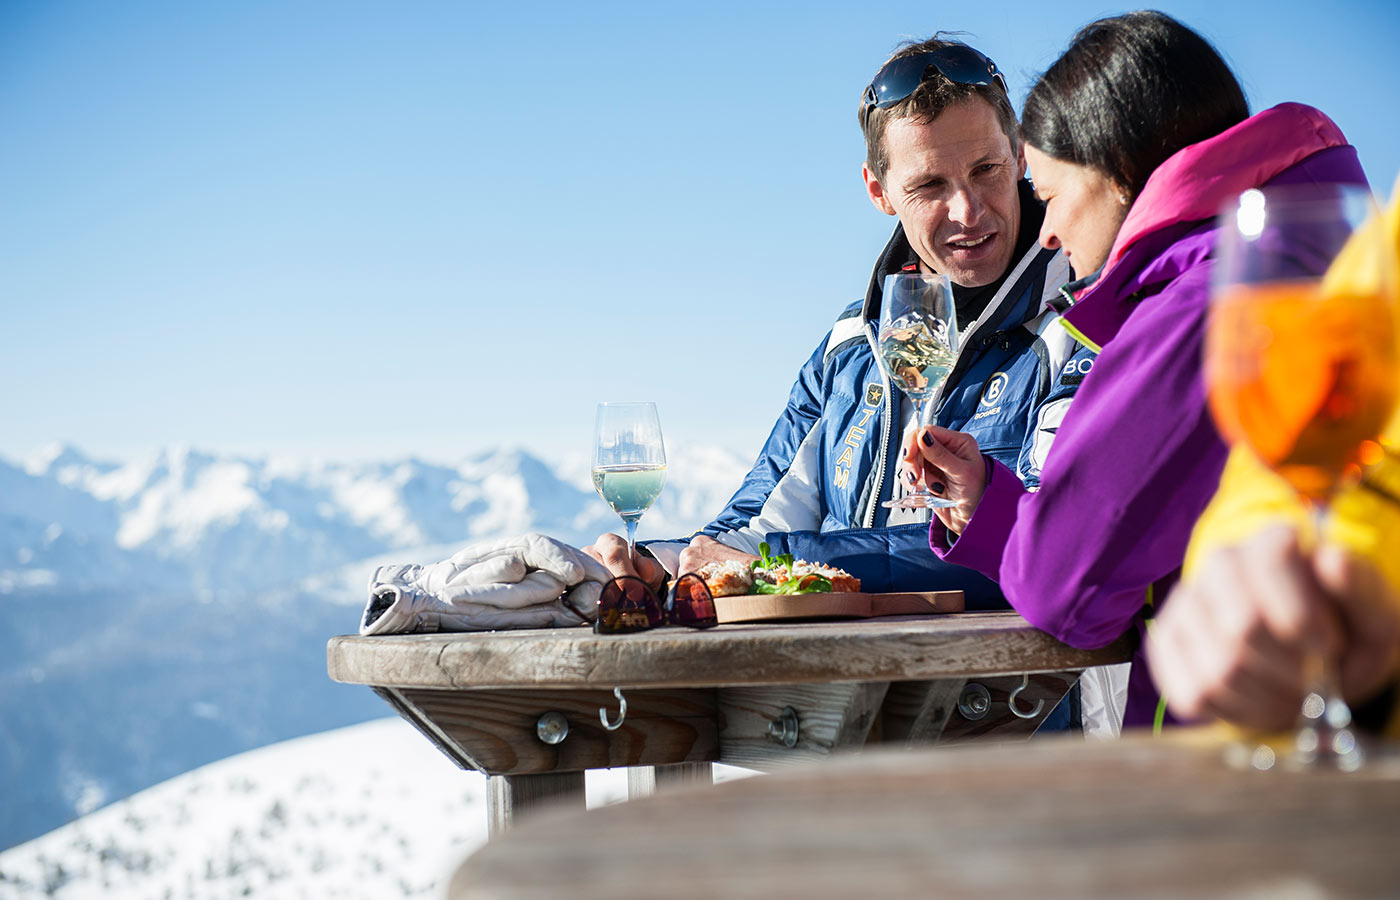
[{"xmin": 713, "ymin": 590, "xmax": 964, "ymax": 624}]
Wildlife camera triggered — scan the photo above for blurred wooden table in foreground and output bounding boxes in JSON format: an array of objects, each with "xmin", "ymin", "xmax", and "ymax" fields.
[
  {"xmin": 327, "ymin": 611, "xmax": 1130, "ymax": 834},
  {"xmin": 451, "ymin": 730, "xmax": 1400, "ymax": 899}
]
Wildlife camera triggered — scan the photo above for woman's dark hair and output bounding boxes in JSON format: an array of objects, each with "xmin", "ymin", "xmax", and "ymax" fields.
[{"xmin": 1021, "ymin": 10, "xmax": 1248, "ymax": 199}]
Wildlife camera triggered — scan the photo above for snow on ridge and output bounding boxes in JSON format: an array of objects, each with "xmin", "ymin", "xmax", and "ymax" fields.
[
  {"xmin": 0, "ymin": 719, "xmax": 754, "ymax": 900},
  {"xmin": 0, "ymin": 718, "xmax": 489, "ymax": 899},
  {"xmin": 0, "ymin": 718, "xmax": 637, "ymax": 900},
  {"xmin": 115, "ymin": 459, "xmax": 267, "ymax": 550}
]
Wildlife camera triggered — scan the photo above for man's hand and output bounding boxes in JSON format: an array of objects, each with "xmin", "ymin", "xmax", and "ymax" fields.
[
  {"xmin": 583, "ymin": 532, "xmax": 667, "ymax": 591},
  {"xmin": 678, "ymin": 535, "xmax": 758, "ymax": 576},
  {"xmin": 1315, "ymin": 542, "xmax": 1400, "ymax": 705},
  {"xmin": 903, "ymin": 425, "xmax": 986, "ymax": 534},
  {"xmin": 1148, "ymin": 526, "xmax": 1400, "ymax": 731}
]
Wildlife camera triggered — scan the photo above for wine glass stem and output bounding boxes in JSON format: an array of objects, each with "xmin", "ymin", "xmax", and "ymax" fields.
[
  {"xmin": 913, "ymin": 399, "xmax": 931, "ymax": 494},
  {"xmin": 1297, "ymin": 503, "xmax": 1358, "ymax": 765},
  {"xmin": 624, "ymin": 518, "xmax": 639, "ymax": 558}
]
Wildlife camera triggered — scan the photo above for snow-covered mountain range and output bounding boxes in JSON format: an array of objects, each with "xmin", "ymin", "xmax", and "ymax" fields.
[
  {"xmin": 0, "ymin": 443, "xmax": 750, "ymax": 852},
  {"xmin": 2, "ymin": 442, "xmax": 748, "ymax": 598}
]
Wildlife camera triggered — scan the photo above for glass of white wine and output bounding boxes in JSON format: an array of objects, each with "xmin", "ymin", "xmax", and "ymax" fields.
[
  {"xmin": 592, "ymin": 401, "xmax": 668, "ymax": 555},
  {"xmin": 876, "ymin": 271, "xmax": 959, "ymax": 509}
]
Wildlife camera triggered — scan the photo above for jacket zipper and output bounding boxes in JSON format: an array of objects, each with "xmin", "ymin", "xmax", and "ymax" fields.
[{"xmin": 863, "ymin": 320, "xmax": 894, "ymax": 528}]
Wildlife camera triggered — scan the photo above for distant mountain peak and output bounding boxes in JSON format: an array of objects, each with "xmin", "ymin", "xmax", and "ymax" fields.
[{"xmin": 24, "ymin": 442, "xmax": 107, "ymax": 477}]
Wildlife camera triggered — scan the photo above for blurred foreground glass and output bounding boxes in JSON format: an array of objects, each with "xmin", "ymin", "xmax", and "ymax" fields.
[
  {"xmin": 1205, "ymin": 183, "xmax": 1399, "ymax": 769},
  {"xmin": 876, "ymin": 271, "xmax": 959, "ymax": 509},
  {"xmin": 592, "ymin": 402, "xmax": 667, "ymax": 556}
]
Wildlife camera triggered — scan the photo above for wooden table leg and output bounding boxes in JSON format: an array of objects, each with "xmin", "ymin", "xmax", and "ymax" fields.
[
  {"xmin": 879, "ymin": 679, "xmax": 968, "ymax": 746},
  {"xmin": 627, "ymin": 762, "xmax": 714, "ymax": 800},
  {"xmin": 656, "ymin": 762, "xmax": 714, "ymax": 789},
  {"xmin": 488, "ymin": 772, "xmax": 586, "ymax": 837}
]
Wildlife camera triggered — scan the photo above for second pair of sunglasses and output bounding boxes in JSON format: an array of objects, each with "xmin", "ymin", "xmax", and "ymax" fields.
[{"xmin": 594, "ymin": 573, "xmax": 718, "ymax": 634}]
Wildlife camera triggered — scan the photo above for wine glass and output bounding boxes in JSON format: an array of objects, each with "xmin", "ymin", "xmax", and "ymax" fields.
[
  {"xmin": 876, "ymin": 271, "xmax": 960, "ymax": 509},
  {"xmin": 592, "ymin": 402, "xmax": 668, "ymax": 556},
  {"xmin": 1205, "ymin": 183, "xmax": 1399, "ymax": 769}
]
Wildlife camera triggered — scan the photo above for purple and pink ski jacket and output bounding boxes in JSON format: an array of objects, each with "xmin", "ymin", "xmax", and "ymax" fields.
[{"xmin": 929, "ymin": 103, "xmax": 1369, "ymax": 726}]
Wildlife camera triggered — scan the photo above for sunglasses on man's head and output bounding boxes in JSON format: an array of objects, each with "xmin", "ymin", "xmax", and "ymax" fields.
[
  {"xmin": 861, "ymin": 45, "xmax": 1007, "ymax": 119},
  {"xmin": 592, "ymin": 573, "xmax": 718, "ymax": 634}
]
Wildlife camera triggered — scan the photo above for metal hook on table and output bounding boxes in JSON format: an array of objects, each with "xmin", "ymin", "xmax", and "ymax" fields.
[
  {"xmin": 1008, "ymin": 673, "xmax": 1044, "ymax": 719},
  {"xmin": 600, "ymin": 687, "xmax": 628, "ymax": 731}
]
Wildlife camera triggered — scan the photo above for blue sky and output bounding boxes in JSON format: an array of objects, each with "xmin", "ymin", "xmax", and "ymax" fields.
[{"xmin": 4, "ymin": 0, "xmax": 1398, "ymax": 465}]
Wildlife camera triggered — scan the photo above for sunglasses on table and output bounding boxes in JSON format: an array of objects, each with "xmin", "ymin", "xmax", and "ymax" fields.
[
  {"xmin": 860, "ymin": 45, "xmax": 1007, "ymax": 125},
  {"xmin": 589, "ymin": 573, "xmax": 719, "ymax": 634}
]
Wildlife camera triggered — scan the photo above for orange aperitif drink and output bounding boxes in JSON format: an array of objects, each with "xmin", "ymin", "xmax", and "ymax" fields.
[{"xmin": 1206, "ymin": 280, "xmax": 1397, "ymax": 503}]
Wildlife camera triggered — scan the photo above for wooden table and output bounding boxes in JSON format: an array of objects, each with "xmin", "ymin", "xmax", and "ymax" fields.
[
  {"xmin": 450, "ymin": 730, "xmax": 1400, "ymax": 898},
  {"xmin": 327, "ymin": 612, "xmax": 1131, "ymax": 833}
]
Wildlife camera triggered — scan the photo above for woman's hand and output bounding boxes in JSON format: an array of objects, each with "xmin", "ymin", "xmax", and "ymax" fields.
[{"xmin": 903, "ymin": 425, "xmax": 986, "ymax": 534}]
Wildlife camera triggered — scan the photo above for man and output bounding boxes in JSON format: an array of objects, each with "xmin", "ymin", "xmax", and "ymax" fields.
[{"xmin": 588, "ymin": 37, "xmax": 1088, "ymax": 608}]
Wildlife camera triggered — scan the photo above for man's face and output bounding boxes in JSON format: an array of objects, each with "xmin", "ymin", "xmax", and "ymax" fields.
[{"xmin": 863, "ymin": 98, "xmax": 1025, "ymax": 288}]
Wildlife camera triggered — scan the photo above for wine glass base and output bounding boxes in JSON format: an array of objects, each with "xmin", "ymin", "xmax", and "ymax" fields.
[
  {"xmin": 1222, "ymin": 692, "xmax": 1370, "ymax": 773},
  {"xmin": 1224, "ymin": 728, "xmax": 1369, "ymax": 773},
  {"xmin": 1289, "ymin": 722, "xmax": 1367, "ymax": 771},
  {"xmin": 882, "ymin": 494, "xmax": 957, "ymax": 510}
]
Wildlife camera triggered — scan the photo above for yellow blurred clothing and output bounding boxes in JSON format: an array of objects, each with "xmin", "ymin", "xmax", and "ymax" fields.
[{"xmin": 1183, "ymin": 440, "xmax": 1400, "ymax": 591}]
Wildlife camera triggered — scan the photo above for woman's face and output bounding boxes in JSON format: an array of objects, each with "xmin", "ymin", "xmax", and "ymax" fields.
[{"xmin": 1024, "ymin": 145, "xmax": 1130, "ymax": 278}]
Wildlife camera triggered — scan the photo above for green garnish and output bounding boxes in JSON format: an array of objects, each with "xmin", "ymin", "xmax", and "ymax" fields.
[
  {"xmin": 749, "ymin": 542, "xmax": 834, "ymax": 594},
  {"xmin": 752, "ymin": 574, "xmax": 834, "ymax": 595},
  {"xmin": 751, "ymin": 542, "xmax": 793, "ymax": 572}
]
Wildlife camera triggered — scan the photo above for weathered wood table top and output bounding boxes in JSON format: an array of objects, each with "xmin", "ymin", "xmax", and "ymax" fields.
[
  {"xmin": 451, "ymin": 730, "xmax": 1400, "ymax": 899},
  {"xmin": 327, "ymin": 611, "xmax": 1130, "ymax": 690}
]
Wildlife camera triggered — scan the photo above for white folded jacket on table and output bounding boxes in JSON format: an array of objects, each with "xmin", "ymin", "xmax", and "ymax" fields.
[{"xmin": 360, "ymin": 532, "xmax": 610, "ymax": 635}]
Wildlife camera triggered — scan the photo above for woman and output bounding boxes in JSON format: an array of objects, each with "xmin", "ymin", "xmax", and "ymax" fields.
[{"xmin": 907, "ymin": 10, "xmax": 1369, "ymax": 727}]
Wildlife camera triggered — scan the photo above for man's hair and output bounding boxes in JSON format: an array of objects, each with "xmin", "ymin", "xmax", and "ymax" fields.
[
  {"xmin": 859, "ymin": 35, "xmax": 1019, "ymax": 185},
  {"xmin": 1020, "ymin": 10, "xmax": 1248, "ymax": 199}
]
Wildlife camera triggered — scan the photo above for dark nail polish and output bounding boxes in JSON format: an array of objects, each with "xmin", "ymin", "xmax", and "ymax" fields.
[
  {"xmin": 931, "ymin": 482, "xmax": 946, "ymax": 494},
  {"xmin": 921, "ymin": 431, "xmax": 934, "ymax": 447}
]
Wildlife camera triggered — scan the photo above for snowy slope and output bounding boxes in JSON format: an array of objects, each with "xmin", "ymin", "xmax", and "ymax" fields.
[{"xmin": 0, "ymin": 717, "xmax": 637, "ymax": 900}]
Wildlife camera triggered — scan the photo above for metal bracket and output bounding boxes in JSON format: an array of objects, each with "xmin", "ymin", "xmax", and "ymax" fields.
[{"xmin": 767, "ymin": 706, "xmax": 800, "ymax": 748}]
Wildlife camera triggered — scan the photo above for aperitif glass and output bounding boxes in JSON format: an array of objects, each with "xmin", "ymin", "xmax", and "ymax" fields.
[{"xmin": 1205, "ymin": 183, "xmax": 1399, "ymax": 769}]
